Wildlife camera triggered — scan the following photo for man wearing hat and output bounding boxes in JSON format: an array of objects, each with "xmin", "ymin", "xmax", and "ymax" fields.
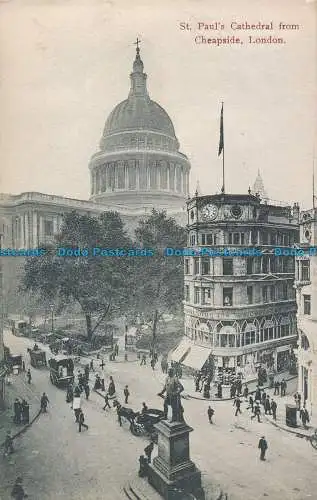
[
  {"xmin": 11, "ymin": 477, "xmax": 28, "ymax": 499},
  {"xmin": 258, "ymin": 436, "xmax": 268, "ymax": 461}
]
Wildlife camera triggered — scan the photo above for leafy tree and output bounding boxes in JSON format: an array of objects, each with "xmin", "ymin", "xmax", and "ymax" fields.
[
  {"xmin": 132, "ymin": 210, "xmax": 186, "ymax": 349},
  {"xmin": 22, "ymin": 211, "xmax": 133, "ymax": 340}
]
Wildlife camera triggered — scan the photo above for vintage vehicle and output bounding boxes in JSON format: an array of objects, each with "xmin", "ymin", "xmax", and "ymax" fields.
[
  {"xmin": 48, "ymin": 355, "xmax": 74, "ymax": 387},
  {"xmin": 28, "ymin": 348, "xmax": 47, "ymax": 368},
  {"xmin": 130, "ymin": 408, "xmax": 165, "ymax": 443},
  {"xmin": 6, "ymin": 354, "xmax": 23, "ymax": 374}
]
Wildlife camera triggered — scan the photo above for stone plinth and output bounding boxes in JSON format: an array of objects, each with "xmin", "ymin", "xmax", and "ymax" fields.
[{"xmin": 147, "ymin": 420, "xmax": 205, "ymax": 499}]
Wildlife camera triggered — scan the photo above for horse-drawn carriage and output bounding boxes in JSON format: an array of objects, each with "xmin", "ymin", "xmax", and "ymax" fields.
[
  {"xmin": 28, "ymin": 346, "xmax": 46, "ymax": 368},
  {"xmin": 6, "ymin": 354, "xmax": 23, "ymax": 374},
  {"xmin": 48, "ymin": 355, "xmax": 74, "ymax": 388},
  {"xmin": 114, "ymin": 402, "xmax": 164, "ymax": 443}
]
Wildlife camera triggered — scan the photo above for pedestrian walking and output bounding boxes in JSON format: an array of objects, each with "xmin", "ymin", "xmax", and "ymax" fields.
[
  {"xmin": 116, "ymin": 402, "xmax": 122, "ymax": 426},
  {"xmin": 107, "ymin": 376, "xmax": 116, "ymax": 405},
  {"xmin": 207, "ymin": 405, "xmax": 214, "ymax": 424},
  {"xmin": 273, "ymin": 380, "xmax": 280, "ymax": 395},
  {"xmin": 243, "ymin": 384, "xmax": 249, "ymax": 399},
  {"xmin": 14, "ymin": 398, "xmax": 22, "ymax": 424},
  {"xmin": 261, "ymin": 391, "xmax": 266, "ymax": 406},
  {"xmin": 3, "ymin": 431, "xmax": 14, "ymax": 457},
  {"xmin": 264, "ymin": 396, "xmax": 271, "ymax": 415},
  {"xmin": 233, "ymin": 397, "xmax": 242, "ymax": 416},
  {"xmin": 26, "ymin": 369, "xmax": 31, "ymax": 384},
  {"xmin": 124, "ymin": 385, "xmax": 130, "ymax": 404},
  {"xmin": 21, "ymin": 399, "xmax": 30, "ymax": 424},
  {"xmin": 300, "ymin": 406, "xmax": 310, "ymax": 429},
  {"xmin": 271, "ymin": 399, "xmax": 277, "ymax": 420},
  {"xmin": 247, "ymin": 396, "xmax": 254, "ymax": 412},
  {"xmin": 281, "ymin": 379, "xmax": 287, "ymax": 396},
  {"xmin": 40, "ymin": 393, "xmax": 49, "ymax": 413},
  {"xmin": 11, "ymin": 477, "xmax": 28, "ymax": 499},
  {"xmin": 140, "ymin": 353, "xmax": 146, "ymax": 366},
  {"xmin": 90, "ymin": 359, "xmax": 94, "ymax": 371},
  {"xmin": 78, "ymin": 409, "xmax": 88, "ymax": 432},
  {"xmin": 22, "ymin": 361, "xmax": 25, "ymax": 372},
  {"xmin": 150, "ymin": 358, "xmax": 155, "ymax": 370},
  {"xmin": 84, "ymin": 383, "xmax": 90, "ymax": 400},
  {"xmin": 144, "ymin": 441, "xmax": 154, "ymax": 463},
  {"xmin": 103, "ymin": 393, "xmax": 111, "ymax": 410},
  {"xmin": 258, "ymin": 436, "xmax": 268, "ymax": 461},
  {"xmin": 251, "ymin": 403, "xmax": 262, "ymax": 423}
]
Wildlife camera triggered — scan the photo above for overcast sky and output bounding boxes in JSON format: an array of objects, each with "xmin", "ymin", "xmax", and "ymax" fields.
[{"xmin": 0, "ymin": 0, "xmax": 316, "ymax": 209}]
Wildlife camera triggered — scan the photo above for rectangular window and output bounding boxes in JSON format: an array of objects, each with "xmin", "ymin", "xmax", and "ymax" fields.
[
  {"xmin": 190, "ymin": 234, "xmax": 196, "ymax": 245},
  {"xmin": 223, "ymin": 287, "xmax": 233, "ymax": 306},
  {"xmin": 117, "ymin": 165, "xmax": 125, "ymax": 188},
  {"xmin": 247, "ymin": 286, "xmax": 253, "ymax": 304},
  {"xmin": 262, "ymin": 286, "xmax": 268, "ymax": 303},
  {"xmin": 271, "ymin": 233, "xmax": 277, "ymax": 245},
  {"xmin": 303, "ymin": 295, "xmax": 311, "ymax": 315},
  {"xmin": 44, "ymin": 220, "xmax": 54, "ymax": 236},
  {"xmin": 206, "ymin": 234, "xmax": 214, "ymax": 245},
  {"xmin": 185, "ymin": 285, "xmax": 190, "ymax": 302},
  {"xmin": 262, "ymin": 255, "xmax": 269, "ymax": 274},
  {"xmin": 223, "ymin": 258, "xmax": 233, "ymax": 275},
  {"xmin": 228, "ymin": 233, "xmax": 233, "ymax": 244},
  {"xmin": 169, "ymin": 165, "xmax": 175, "ymax": 190},
  {"xmin": 194, "ymin": 287, "xmax": 200, "ymax": 304},
  {"xmin": 262, "ymin": 231, "xmax": 268, "ymax": 245},
  {"xmin": 240, "ymin": 233, "xmax": 245, "ymax": 245},
  {"xmin": 184, "ymin": 259, "xmax": 190, "ymax": 274},
  {"xmin": 282, "ymin": 282, "xmax": 288, "ymax": 300},
  {"xmin": 201, "ymin": 234, "xmax": 206, "ymax": 245},
  {"xmin": 201, "ymin": 259, "xmax": 210, "ymax": 275},
  {"xmin": 301, "ymin": 260, "xmax": 310, "ymax": 281},
  {"xmin": 247, "ymin": 257, "xmax": 253, "ymax": 274},
  {"xmin": 193, "ymin": 258, "xmax": 199, "ymax": 275},
  {"xmin": 233, "ymin": 233, "xmax": 240, "ymax": 245},
  {"xmin": 204, "ymin": 288, "xmax": 211, "ymax": 304},
  {"xmin": 270, "ymin": 285, "xmax": 276, "ymax": 302},
  {"xmin": 160, "ymin": 165, "xmax": 167, "ymax": 189}
]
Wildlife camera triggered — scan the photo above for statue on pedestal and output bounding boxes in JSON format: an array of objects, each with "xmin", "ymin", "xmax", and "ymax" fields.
[{"xmin": 158, "ymin": 368, "xmax": 184, "ymax": 422}]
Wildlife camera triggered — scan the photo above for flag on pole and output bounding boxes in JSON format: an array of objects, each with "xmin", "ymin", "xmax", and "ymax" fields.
[{"xmin": 218, "ymin": 103, "xmax": 224, "ymax": 157}]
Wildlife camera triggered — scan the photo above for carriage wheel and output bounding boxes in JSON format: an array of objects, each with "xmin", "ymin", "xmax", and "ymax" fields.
[
  {"xmin": 130, "ymin": 423, "xmax": 144, "ymax": 436},
  {"xmin": 310, "ymin": 434, "xmax": 317, "ymax": 450}
]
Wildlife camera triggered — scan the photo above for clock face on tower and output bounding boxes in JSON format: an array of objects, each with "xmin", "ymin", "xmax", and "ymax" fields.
[{"xmin": 201, "ymin": 203, "xmax": 218, "ymax": 221}]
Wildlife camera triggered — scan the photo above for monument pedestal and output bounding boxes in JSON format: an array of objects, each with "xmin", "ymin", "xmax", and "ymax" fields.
[{"xmin": 147, "ymin": 420, "xmax": 205, "ymax": 500}]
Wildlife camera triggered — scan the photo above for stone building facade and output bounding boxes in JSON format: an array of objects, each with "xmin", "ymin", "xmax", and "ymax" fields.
[
  {"xmin": 0, "ymin": 47, "xmax": 190, "ymax": 313},
  {"xmin": 173, "ymin": 192, "xmax": 299, "ymax": 384},
  {"xmin": 295, "ymin": 207, "xmax": 317, "ymax": 416}
]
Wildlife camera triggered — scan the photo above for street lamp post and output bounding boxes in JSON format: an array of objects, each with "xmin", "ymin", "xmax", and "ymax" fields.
[{"xmin": 50, "ymin": 304, "xmax": 54, "ymax": 332}]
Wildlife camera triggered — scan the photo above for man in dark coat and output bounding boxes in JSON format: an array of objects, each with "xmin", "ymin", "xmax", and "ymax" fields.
[
  {"xmin": 258, "ymin": 436, "xmax": 268, "ymax": 460},
  {"xmin": 300, "ymin": 406, "xmax": 310, "ymax": 429},
  {"xmin": 124, "ymin": 385, "xmax": 130, "ymax": 404},
  {"xmin": 40, "ymin": 393, "xmax": 49, "ymax": 413},
  {"xmin": 11, "ymin": 477, "xmax": 28, "ymax": 499},
  {"xmin": 14, "ymin": 399, "xmax": 22, "ymax": 424},
  {"xmin": 233, "ymin": 397, "xmax": 242, "ymax": 416},
  {"xmin": 3, "ymin": 431, "xmax": 14, "ymax": 457},
  {"xmin": 271, "ymin": 399, "xmax": 277, "ymax": 420},
  {"xmin": 21, "ymin": 400, "xmax": 29, "ymax": 424},
  {"xmin": 207, "ymin": 406, "xmax": 214, "ymax": 424},
  {"xmin": 264, "ymin": 396, "xmax": 271, "ymax": 415},
  {"xmin": 274, "ymin": 380, "xmax": 280, "ymax": 395},
  {"xmin": 247, "ymin": 396, "xmax": 254, "ymax": 412},
  {"xmin": 84, "ymin": 383, "xmax": 90, "ymax": 400},
  {"xmin": 251, "ymin": 403, "xmax": 261, "ymax": 423},
  {"xmin": 144, "ymin": 441, "xmax": 154, "ymax": 463},
  {"xmin": 78, "ymin": 409, "xmax": 88, "ymax": 432}
]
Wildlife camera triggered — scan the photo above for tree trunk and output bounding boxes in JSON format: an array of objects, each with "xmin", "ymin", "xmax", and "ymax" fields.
[
  {"xmin": 85, "ymin": 313, "xmax": 93, "ymax": 341},
  {"xmin": 152, "ymin": 309, "xmax": 159, "ymax": 350}
]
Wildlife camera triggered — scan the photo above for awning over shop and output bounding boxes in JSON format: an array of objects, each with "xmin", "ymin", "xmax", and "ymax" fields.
[
  {"xmin": 170, "ymin": 338, "xmax": 191, "ymax": 363},
  {"xmin": 182, "ymin": 345, "xmax": 212, "ymax": 371}
]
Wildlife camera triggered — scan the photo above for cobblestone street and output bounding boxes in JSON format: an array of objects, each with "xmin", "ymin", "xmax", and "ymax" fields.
[{"xmin": 2, "ymin": 330, "xmax": 317, "ymax": 500}]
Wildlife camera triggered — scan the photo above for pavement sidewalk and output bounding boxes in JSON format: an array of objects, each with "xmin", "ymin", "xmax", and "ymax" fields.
[
  {"xmin": 0, "ymin": 371, "xmax": 42, "ymax": 448},
  {"xmin": 183, "ymin": 371, "xmax": 297, "ymax": 402}
]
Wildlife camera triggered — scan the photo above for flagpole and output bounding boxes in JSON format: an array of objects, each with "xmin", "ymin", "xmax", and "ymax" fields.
[{"xmin": 221, "ymin": 101, "xmax": 225, "ymax": 193}]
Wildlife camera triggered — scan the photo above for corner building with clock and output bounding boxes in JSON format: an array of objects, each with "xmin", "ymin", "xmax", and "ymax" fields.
[
  {"xmin": 173, "ymin": 192, "xmax": 300, "ymax": 385},
  {"xmin": 295, "ymin": 207, "xmax": 317, "ymax": 416}
]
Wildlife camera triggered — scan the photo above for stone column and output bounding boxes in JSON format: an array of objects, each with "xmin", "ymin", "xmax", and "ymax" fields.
[
  {"xmin": 20, "ymin": 215, "xmax": 25, "ymax": 248},
  {"xmin": 53, "ymin": 217, "xmax": 58, "ymax": 235},
  {"xmin": 39, "ymin": 215, "xmax": 44, "ymax": 243},
  {"xmin": 24, "ymin": 213, "xmax": 29, "ymax": 247},
  {"xmin": 32, "ymin": 212, "xmax": 38, "ymax": 247},
  {"xmin": 124, "ymin": 162, "xmax": 128, "ymax": 190}
]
